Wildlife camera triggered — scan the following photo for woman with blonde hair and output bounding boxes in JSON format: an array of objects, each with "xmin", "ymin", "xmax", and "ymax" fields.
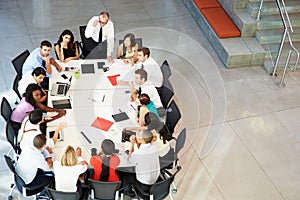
[{"xmin": 53, "ymin": 145, "xmax": 88, "ymax": 197}]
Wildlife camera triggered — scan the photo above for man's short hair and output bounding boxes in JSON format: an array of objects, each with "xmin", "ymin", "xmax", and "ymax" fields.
[
  {"xmin": 33, "ymin": 134, "xmax": 47, "ymax": 149},
  {"xmin": 32, "ymin": 67, "xmax": 46, "ymax": 77},
  {"xmin": 138, "ymin": 47, "xmax": 150, "ymax": 58},
  {"xmin": 135, "ymin": 69, "xmax": 148, "ymax": 81},
  {"xmin": 29, "ymin": 109, "xmax": 43, "ymax": 124},
  {"xmin": 138, "ymin": 130, "xmax": 153, "ymax": 144},
  {"xmin": 100, "ymin": 11, "xmax": 109, "ymax": 19},
  {"xmin": 40, "ymin": 40, "xmax": 52, "ymax": 48}
]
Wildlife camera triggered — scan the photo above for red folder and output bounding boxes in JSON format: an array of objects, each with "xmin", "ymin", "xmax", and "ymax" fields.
[
  {"xmin": 107, "ymin": 74, "xmax": 120, "ymax": 86},
  {"xmin": 91, "ymin": 117, "xmax": 114, "ymax": 131}
]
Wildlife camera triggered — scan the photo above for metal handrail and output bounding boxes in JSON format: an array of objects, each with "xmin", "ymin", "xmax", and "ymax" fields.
[{"xmin": 270, "ymin": 0, "xmax": 300, "ymax": 77}]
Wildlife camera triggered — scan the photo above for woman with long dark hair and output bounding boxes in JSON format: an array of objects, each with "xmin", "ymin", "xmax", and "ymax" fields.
[
  {"xmin": 55, "ymin": 29, "xmax": 79, "ymax": 62},
  {"xmin": 10, "ymin": 83, "xmax": 66, "ymax": 130},
  {"xmin": 90, "ymin": 139, "xmax": 120, "ymax": 182},
  {"xmin": 116, "ymin": 33, "xmax": 138, "ymax": 60}
]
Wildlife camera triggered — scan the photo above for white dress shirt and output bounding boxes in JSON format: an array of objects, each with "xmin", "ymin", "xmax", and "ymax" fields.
[
  {"xmin": 85, "ymin": 16, "xmax": 114, "ymax": 57},
  {"xmin": 130, "ymin": 142, "xmax": 160, "ymax": 185},
  {"xmin": 15, "ymin": 146, "xmax": 51, "ymax": 184},
  {"xmin": 139, "ymin": 81, "xmax": 163, "ymax": 108},
  {"xmin": 135, "ymin": 57, "xmax": 163, "ymax": 88},
  {"xmin": 18, "ymin": 70, "xmax": 36, "ymax": 97},
  {"xmin": 53, "ymin": 157, "xmax": 87, "ymax": 192}
]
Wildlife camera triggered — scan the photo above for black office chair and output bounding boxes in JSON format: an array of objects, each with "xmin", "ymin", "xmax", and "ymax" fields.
[
  {"xmin": 159, "ymin": 85, "xmax": 174, "ymax": 109},
  {"xmin": 133, "ymin": 166, "xmax": 181, "ymax": 200},
  {"xmin": 46, "ymin": 187, "xmax": 80, "ymax": 200},
  {"xmin": 11, "ymin": 49, "xmax": 30, "ymax": 76},
  {"xmin": 160, "ymin": 60, "xmax": 172, "ymax": 81},
  {"xmin": 1, "ymin": 97, "xmax": 12, "ymax": 122},
  {"xmin": 12, "ymin": 74, "xmax": 22, "ymax": 104},
  {"xmin": 6, "ymin": 121, "xmax": 21, "ymax": 155},
  {"xmin": 4, "ymin": 155, "xmax": 49, "ymax": 200},
  {"xmin": 79, "ymin": 25, "xmax": 98, "ymax": 59},
  {"xmin": 164, "ymin": 100, "xmax": 182, "ymax": 140},
  {"xmin": 88, "ymin": 179, "xmax": 122, "ymax": 200}
]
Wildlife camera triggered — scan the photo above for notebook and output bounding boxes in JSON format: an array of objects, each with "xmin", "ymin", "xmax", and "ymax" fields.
[
  {"xmin": 52, "ymin": 99, "xmax": 72, "ymax": 109},
  {"xmin": 112, "ymin": 112, "xmax": 129, "ymax": 122},
  {"xmin": 81, "ymin": 64, "xmax": 95, "ymax": 74},
  {"xmin": 50, "ymin": 76, "xmax": 72, "ymax": 96}
]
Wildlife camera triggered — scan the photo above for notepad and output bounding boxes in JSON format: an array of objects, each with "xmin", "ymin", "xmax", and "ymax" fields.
[
  {"xmin": 112, "ymin": 112, "xmax": 129, "ymax": 122},
  {"xmin": 107, "ymin": 74, "xmax": 120, "ymax": 86},
  {"xmin": 91, "ymin": 117, "xmax": 114, "ymax": 131},
  {"xmin": 81, "ymin": 64, "xmax": 95, "ymax": 74}
]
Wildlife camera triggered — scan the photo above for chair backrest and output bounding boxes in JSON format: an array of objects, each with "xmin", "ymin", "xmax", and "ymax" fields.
[
  {"xmin": 165, "ymin": 100, "xmax": 181, "ymax": 134},
  {"xmin": 6, "ymin": 121, "xmax": 20, "ymax": 154},
  {"xmin": 88, "ymin": 179, "xmax": 121, "ymax": 199},
  {"xmin": 13, "ymin": 74, "xmax": 22, "ymax": 100},
  {"xmin": 79, "ymin": 26, "xmax": 98, "ymax": 57},
  {"xmin": 46, "ymin": 187, "xmax": 80, "ymax": 200},
  {"xmin": 1, "ymin": 97, "xmax": 12, "ymax": 122},
  {"xmin": 118, "ymin": 37, "xmax": 143, "ymax": 49},
  {"xmin": 160, "ymin": 60, "xmax": 171, "ymax": 80},
  {"xmin": 4, "ymin": 155, "xmax": 16, "ymax": 174},
  {"xmin": 149, "ymin": 166, "xmax": 181, "ymax": 200},
  {"xmin": 159, "ymin": 85, "xmax": 174, "ymax": 109},
  {"xmin": 11, "ymin": 49, "xmax": 30, "ymax": 75},
  {"xmin": 175, "ymin": 128, "xmax": 186, "ymax": 160}
]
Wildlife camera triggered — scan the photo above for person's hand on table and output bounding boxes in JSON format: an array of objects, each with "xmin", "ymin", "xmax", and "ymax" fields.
[
  {"xmin": 56, "ymin": 121, "xmax": 67, "ymax": 132},
  {"xmin": 129, "ymin": 135, "xmax": 137, "ymax": 144},
  {"xmin": 56, "ymin": 65, "xmax": 63, "ymax": 72},
  {"xmin": 46, "ymin": 157, "xmax": 53, "ymax": 168},
  {"xmin": 106, "ymin": 56, "xmax": 114, "ymax": 63}
]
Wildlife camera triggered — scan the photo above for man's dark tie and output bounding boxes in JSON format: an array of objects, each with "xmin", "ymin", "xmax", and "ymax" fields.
[
  {"xmin": 99, "ymin": 27, "xmax": 102, "ymax": 43},
  {"xmin": 138, "ymin": 86, "xmax": 142, "ymax": 96},
  {"xmin": 42, "ymin": 60, "xmax": 46, "ymax": 69},
  {"xmin": 141, "ymin": 63, "xmax": 144, "ymax": 70}
]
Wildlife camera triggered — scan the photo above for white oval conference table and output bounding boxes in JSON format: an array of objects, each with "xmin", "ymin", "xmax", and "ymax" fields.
[{"xmin": 47, "ymin": 59, "xmax": 140, "ymax": 168}]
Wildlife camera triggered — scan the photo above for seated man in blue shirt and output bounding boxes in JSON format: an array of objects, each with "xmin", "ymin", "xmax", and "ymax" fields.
[{"xmin": 22, "ymin": 40, "xmax": 63, "ymax": 77}]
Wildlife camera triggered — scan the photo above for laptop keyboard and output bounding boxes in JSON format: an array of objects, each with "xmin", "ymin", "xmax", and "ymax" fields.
[{"xmin": 57, "ymin": 85, "xmax": 65, "ymax": 94}]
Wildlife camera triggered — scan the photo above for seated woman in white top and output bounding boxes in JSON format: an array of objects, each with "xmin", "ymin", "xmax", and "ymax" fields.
[
  {"xmin": 116, "ymin": 33, "xmax": 138, "ymax": 60},
  {"xmin": 53, "ymin": 145, "xmax": 88, "ymax": 198},
  {"xmin": 18, "ymin": 67, "xmax": 47, "ymax": 97}
]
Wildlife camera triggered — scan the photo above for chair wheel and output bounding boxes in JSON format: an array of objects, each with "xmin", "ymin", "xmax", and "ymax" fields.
[
  {"xmin": 8, "ymin": 195, "xmax": 13, "ymax": 200},
  {"xmin": 172, "ymin": 188, "xmax": 177, "ymax": 194}
]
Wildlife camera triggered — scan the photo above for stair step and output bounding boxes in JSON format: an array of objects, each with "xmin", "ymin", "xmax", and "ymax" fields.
[
  {"xmin": 256, "ymin": 27, "xmax": 300, "ymax": 44},
  {"xmin": 262, "ymin": 41, "xmax": 300, "ymax": 59},
  {"xmin": 263, "ymin": 54, "xmax": 300, "ymax": 74},
  {"xmin": 257, "ymin": 13, "xmax": 300, "ymax": 30},
  {"xmin": 248, "ymin": 0, "xmax": 300, "ymax": 18}
]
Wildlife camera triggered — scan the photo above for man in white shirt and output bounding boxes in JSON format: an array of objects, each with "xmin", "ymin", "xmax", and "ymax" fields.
[
  {"xmin": 118, "ymin": 47, "xmax": 163, "ymax": 88},
  {"xmin": 15, "ymin": 134, "xmax": 54, "ymax": 188},
  {"xmin": 130, "ymin": 69, "xmax": 163, "ymax": 108},
  {"xmin": 85, "ymin": 11, "xmax": 114, "ymax": 62},
  {"xmin": 125, "ymin": 130, "xmax": 160, "ymax": 192},
  {"xmin": 18, "ymin": 67, "xmax": 46, "ymax": 97}
]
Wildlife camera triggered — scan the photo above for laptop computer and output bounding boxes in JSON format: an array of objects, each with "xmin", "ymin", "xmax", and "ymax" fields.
[{"xmin": 50, "ymin": 76, "xmax": 72, "ymax": 96}]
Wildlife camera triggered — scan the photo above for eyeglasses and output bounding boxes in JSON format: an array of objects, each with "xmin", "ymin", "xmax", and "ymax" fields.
[{"xmin": 99, "ymin": 18, "xmax": 108, "ymax": 25}]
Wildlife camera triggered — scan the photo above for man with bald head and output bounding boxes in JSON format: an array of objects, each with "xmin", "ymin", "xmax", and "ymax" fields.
[{"xmin": 85, "ymin": 11, "xmax": 114, "ymax": 62}]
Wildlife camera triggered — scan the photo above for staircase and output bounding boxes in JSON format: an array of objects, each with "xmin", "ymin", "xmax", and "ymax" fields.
[{"xmin": 184, "ymin": 0, "xmax": 300, "ymax": 72}]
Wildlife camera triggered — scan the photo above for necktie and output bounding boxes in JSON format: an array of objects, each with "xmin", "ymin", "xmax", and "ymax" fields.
[
  {"xmin": 99, "ymin": 27, "xmax": 102, "ymax": 43},
  {"xmin": 141, "ymin": 63, "xmax": 144, "ymax": 70},
  {"xmin": 138, "ymin": 86, "xmax": 142, "ymax": 96},
  {"xmin": 42, "ymin": 60, "xmax": 46, "ymax": 69}
]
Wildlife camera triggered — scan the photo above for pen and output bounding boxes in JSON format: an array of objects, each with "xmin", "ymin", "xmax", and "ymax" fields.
[
  {"xmin": 88, "ymin": 97, "xmax": 96, "ymax": 102},
  {"xmin": 102, "ymin": 95, "xmax": 105, "ymax": 102},
  {"xmin": 130, "ymin": 104, "xmax": 136, "ymax": 110},
  {"xmin": 80, "ymin": 131, "xmax": 91, "ymax": 144},
  {"xmin": 119, "ymin": 109, "xmax": 122, "ymax": 113}
]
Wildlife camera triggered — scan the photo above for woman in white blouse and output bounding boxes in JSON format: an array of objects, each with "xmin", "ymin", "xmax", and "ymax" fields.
[{"xmin": 53, "ymin": 145, "xmax": 88, "ymax": 197}]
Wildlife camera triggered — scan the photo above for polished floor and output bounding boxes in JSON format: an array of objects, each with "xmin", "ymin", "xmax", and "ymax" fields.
[{"xmin": 1, "ymin": 0, "xmax": 300, "ymax": 199}]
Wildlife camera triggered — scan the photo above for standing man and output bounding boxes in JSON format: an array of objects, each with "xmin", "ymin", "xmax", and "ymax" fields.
[
  {"xmin": 22, "ymin": 40, "xmax": 63, "ymax": 76},
  {"xmin": 85, "ymin": 11, "xmax": 114, "ymax": 62}
]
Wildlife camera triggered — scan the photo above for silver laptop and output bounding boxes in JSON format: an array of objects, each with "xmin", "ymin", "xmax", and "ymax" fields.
[{"xmin": 50, "ymin": 76, "xmax": 72, "ymax": 96}]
